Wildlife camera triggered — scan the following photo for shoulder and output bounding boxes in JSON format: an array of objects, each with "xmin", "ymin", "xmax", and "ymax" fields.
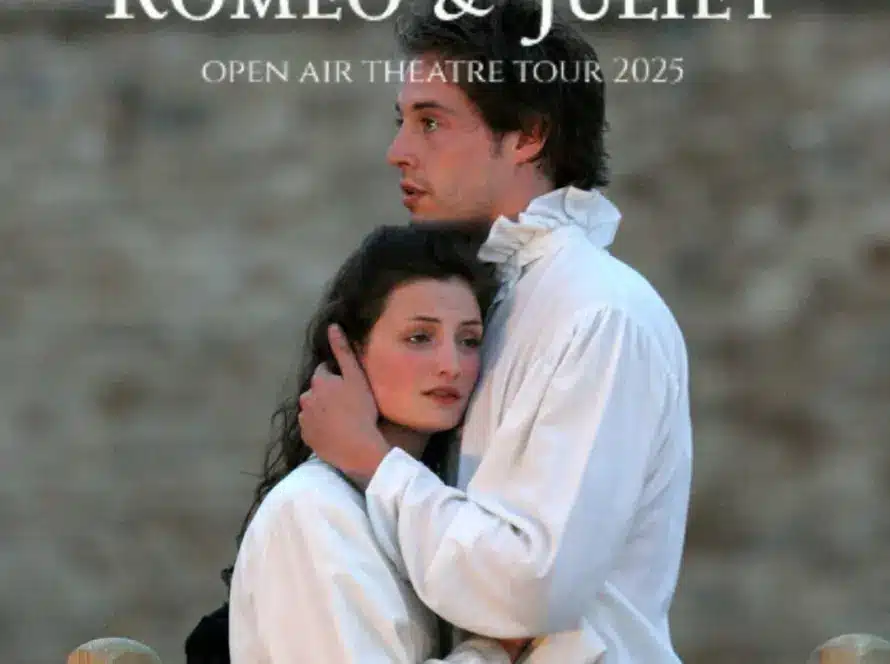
[
  {"xmin": 528, "ymin": 239, "xmax": 688, "ymax": 382},
  {"xmin": 243, "ymin": 457, "xmax": 366, "ymax": 544},
  {"xmin": 543, "ymin": 236, "xmax": 672, "ymax": 319}
]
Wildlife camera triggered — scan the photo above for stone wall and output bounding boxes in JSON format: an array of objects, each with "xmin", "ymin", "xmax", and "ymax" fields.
[{"xmin": 1, "ymin": 8, "xmax": 889, "ymax": 664}]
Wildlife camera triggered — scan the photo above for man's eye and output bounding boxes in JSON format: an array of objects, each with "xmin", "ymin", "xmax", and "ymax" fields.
[{"xmin": 422, "ymin": 118, "xmax": 439, "ymax": 132}]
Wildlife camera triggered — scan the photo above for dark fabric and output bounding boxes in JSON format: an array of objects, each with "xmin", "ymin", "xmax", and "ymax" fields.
[{"xmin": 185, "ymin": 602, "xmax": 230, "ymax": 664}]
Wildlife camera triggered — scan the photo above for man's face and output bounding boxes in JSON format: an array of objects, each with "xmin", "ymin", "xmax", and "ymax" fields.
[{"xmin": 386, "ymin": 57, "xmax": 513, "ymax": 223}]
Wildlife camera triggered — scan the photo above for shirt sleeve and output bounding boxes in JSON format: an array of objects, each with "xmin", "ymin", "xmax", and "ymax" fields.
[
  {"xmin": 364, "ymin": 306, "xmax": 679, "ymax": 637},
  {"xmin": 230, "ymin": 473, "xmax": 512, "ymax": 664}
]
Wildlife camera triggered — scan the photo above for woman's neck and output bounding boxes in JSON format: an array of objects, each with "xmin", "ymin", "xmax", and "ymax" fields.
[{"xmin": 378, "ymin": 420, "xmax": 428, "ymax": 460}]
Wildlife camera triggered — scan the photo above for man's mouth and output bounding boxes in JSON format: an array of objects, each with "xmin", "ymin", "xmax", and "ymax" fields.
[{"xmin": 401, "ymin": 181, "xmax": 426, "ymax": 206}]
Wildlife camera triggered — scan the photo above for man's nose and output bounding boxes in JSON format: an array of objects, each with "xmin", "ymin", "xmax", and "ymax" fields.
[{"xmin": 386, "ymin": 126, "xmax": 416, "ymax": 169}]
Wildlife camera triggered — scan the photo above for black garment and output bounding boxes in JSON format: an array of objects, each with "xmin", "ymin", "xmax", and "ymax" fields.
[{"xmin": 185, "ymin": 602, "xmax": 230, "ymax": 664}]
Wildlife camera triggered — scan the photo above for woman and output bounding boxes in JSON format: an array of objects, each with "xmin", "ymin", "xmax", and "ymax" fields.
[{"xmin": 187, "ymin": 225, "xmax": 530, "ymax": 663}]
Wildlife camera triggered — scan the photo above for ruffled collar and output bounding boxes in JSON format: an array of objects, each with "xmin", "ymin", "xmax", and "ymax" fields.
[{"xmin": 477, "ymin": 186, "xmax": 622, "ymax": 290}]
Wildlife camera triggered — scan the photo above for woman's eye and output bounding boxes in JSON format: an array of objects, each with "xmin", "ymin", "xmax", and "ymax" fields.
[
  {"xmin": 407, "ymin": 333, "xmax": 431, "ymax": 344},
  {"xmin": 461, "ymin": 337, "xmax": 482, "ymax": 348}
]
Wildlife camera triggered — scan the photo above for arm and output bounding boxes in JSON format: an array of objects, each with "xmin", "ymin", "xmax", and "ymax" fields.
[
  {"xmin": 364, "ymin": 307, "xmax": 680, "ymax": 636},
  {"xmin": 231, "ymin": 477, "xmax": 515, "ymax": 664}
]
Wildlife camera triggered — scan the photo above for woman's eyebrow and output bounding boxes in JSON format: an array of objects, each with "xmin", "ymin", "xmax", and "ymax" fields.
[{"xmin": 410, "ymin": 316, "xmax": 482, "ymax": 326}]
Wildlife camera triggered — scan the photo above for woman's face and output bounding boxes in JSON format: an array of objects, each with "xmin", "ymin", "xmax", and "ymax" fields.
[{"xmin": 360, "ymin": 277, "xmax": 484, "ymax": 434}]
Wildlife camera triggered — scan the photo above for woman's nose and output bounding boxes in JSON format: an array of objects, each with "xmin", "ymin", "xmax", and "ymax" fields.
[{"xmin": 436, "ymin": 344, "xmax": 461, "ymax": 378}]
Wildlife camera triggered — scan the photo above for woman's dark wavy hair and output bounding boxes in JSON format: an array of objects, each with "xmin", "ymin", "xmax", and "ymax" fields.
[
  {"xmin": 395, "ymin": 0, "xmax": 610, "ymax": 190},
  {"xmin": 222, "ymin": 223, "xmax": 497, "ymax": 587},
  {"xmin": 187, "ymin": 226, "xmax": 495, "ymax": 664}
]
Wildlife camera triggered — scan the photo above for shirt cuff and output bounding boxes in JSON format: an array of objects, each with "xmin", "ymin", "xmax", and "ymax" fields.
[{"xmin": 366, "ymin": 444, "xmax": 424, "ymax": 502}]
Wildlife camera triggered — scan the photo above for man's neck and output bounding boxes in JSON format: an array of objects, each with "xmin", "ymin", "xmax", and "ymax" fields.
[{"xmin": 491, "ymin": 178, "xmax": 556, "ymax": 223}]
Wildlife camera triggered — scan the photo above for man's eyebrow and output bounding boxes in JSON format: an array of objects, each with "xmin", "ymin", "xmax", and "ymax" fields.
[{"xmin": 395, "ymin": 100, "xmax": 456, "ymax": 115}]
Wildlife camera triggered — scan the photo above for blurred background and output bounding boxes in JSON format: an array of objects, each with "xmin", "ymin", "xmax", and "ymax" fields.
[{"xmin": 1, "ymin": 1, "xmax": 888, "ymax": 663}]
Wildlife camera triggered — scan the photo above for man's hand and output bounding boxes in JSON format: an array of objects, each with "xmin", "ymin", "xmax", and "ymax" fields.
[
  {"xmin": 495, "ymin": 638, "xmax": 533, "ymax": 663},
  {"xmin": 298, "ymin": 325, "xmax": 391, "ymax": 487}
]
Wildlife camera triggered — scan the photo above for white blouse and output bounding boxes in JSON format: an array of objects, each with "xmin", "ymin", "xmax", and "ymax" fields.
[
  {"xmin": 228, "ymin": 456, "xmax": 512, "ymax": 664},
  {"xmin": 364, "ymin": 187, "xmax": 693, "ymax": 663}
]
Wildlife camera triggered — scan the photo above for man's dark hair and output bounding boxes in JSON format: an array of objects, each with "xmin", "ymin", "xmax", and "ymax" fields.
[{"xmin": 395, "ymin": 0, "xmax": 609, "ymax": 189}]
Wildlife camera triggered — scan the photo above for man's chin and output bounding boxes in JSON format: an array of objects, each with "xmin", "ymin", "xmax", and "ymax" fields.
[
  {"xmin": 406, "ymin": 206, "xmax": 444, "ymax": 224},
  {"xmin": 409, "ymin": 217, "xmax": 493, "ymax": 238}
]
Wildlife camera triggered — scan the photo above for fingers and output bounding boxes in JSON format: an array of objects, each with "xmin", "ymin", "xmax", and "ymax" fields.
[
  {"xmin": 299, "ymin": 363, "xmax": 336, "ymax": 415},
  {"xmin": 297, "ymin": 388, "xmax": 313, "ymax": 433},
  {"xmin": 327, "ymin": 324, "xmax": 363, "ymax": 380},
  {"xmin": 305, "ymin": 364, "xmax": 332, "ymax": 392}
]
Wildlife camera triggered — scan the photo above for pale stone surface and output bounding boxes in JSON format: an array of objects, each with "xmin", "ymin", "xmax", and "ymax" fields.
[
  {"xmin": 1, "ymin": 9, "xmax": 888, "ymax": 664},
  {"xmin": 807, "ymin": 634, "xmax": 890, "ymax": 664},
  {"xmin": 68, "ymin": 637, "xmax": 162, "ymax": 664}
]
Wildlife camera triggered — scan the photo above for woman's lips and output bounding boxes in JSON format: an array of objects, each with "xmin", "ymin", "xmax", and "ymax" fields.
[{"xmin": 424, "ymin": 388, "xmax": 461, "ymax": 405}]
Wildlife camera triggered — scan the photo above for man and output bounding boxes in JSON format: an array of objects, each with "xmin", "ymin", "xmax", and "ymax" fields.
[{"xmin": 298, "ymin": 1, "xmax": 693, "ymax": 662}]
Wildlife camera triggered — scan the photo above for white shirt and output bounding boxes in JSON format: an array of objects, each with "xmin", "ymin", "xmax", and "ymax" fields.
[
  {"xmin": 228, "ymin": 456, "xmax": 512, "ymax": 664},
  {"xmin": 365, "ymin": 187, "xmax": 693, "ymax": 663}
]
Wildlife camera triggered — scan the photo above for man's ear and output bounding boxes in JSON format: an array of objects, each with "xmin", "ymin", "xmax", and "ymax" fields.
[{"xmin": 511, "ymin": 117, "xmax": 547, "ymax": 165}]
